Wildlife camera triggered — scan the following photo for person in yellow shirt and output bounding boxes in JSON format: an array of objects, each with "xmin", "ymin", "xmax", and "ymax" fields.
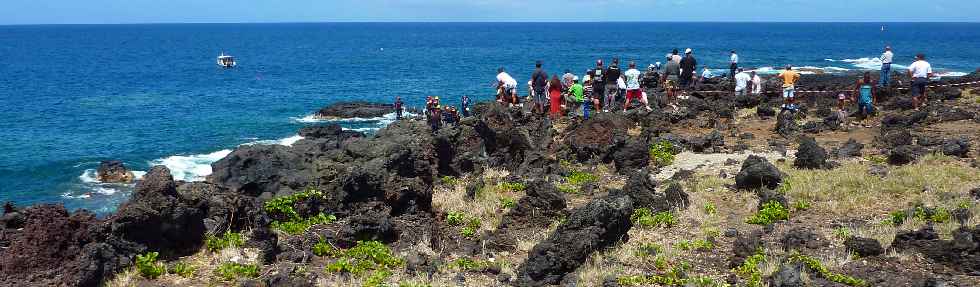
[{"xmin": 778, "ymin": 65, "xmax": 801, "ymax": 111}]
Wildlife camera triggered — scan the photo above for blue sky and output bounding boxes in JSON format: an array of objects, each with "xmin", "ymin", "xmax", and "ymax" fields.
[{"xmin": 2, "ymin": 0, "xmax": 978, "ymax": 24}]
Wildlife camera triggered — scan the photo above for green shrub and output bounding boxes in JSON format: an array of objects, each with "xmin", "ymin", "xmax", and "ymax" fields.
[
  {"xmin": 264, "ymin": 188, "xmax": 325, "ymax": 220},
  {"xmin": 270, "ymin": 213, "xmax": 337, "ymax": 234},
  {"xmin": 312, "ymin": 238, "xmax": 335, "ymax": 257},
  {"xmin": 325, "ymin": 241, "xmax": 402, "ymax": 277},
  {"xmin": 703, "ymin": 202, "xmax": 717, "ymax": 215},
  {"xmin": 169, "ymin": 262, "xmax": 196, "ymax": 278},
  {"xmin": 135, "ymin": 252, "xmax": 165, "ymax": 279},
  {"xmin": 888, "ymin": 210, "xmax": 908, "ymax": 226},
  {"xmin": 929, "ymin": 207, "xmax": 951, "ymax": 223},
  {"xmin": 500, "ymin": 197, "xmax": 517, "ymax": 209},
  {"xmin": 631, "ymin": 208, "xmax": 677, "ymax": 229},
  {"xmin": 440, "ymin": 176, "xmax": 459, "ymax": 186},
  {"xmin": 499, "ymin": 182, "xmax": 526, "ymax": 192},
  {"xmin": 789, "ymin": 253, "xmax": 867, "ymax": 286},
  {"xmin": 650, "ymin": 141, "xmax": 676, "ymax": 166},
  {"xmin": 635, "ymin": 243, "xmax": 663, "ymax": 257},
  {"xmin": 364, "ymin": 269, "xmax": 393, "ymax": 287},
  {"xmin": 215, "ymin": 262, "xmax": 259, "ymax": 281},
  {"xmin": 446, "ymin": 211, "xmax": 466, "ymax": 226},
  {"xmin": 557, "ymin": 184, "xmax": 580, "ymax": 194},
  {"xmin": 461, "ymin": 218, "xmax": 481, "ymax": 238},
  {"xmin": 617, "ymin": 263, "xmax": 699, "ymax": 286},
  {"xmin": 566, "ymin": 171, "xmax": 598, "ymax": 186},
  {"xmin": 732, "ymin": 250, "xmax": 766, "ymax": 287},
  {"xmin": 448, "ymin": 257, "xmax": 496, "ymax": 272},
  {"xmin": 793, "ymin": 199, "xmax": 811, "ymax": 211},
  {"xmin": 833, "ymin": 227, "xmax": 851, "ymax": 240},
  {"xmin": 205, "ymin": 231, "xmax": 245, "ymax": 252},
  {"xmin": 746, "ymin": 201, "xmax": 789, "ymax": 225}
]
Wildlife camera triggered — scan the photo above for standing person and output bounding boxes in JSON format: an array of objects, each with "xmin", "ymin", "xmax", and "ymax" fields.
[
  {"xmin": 729, "ymin": 50, "xmax": 739, "ymax": 79},
  {"xmin": 907, "ymin": 53, "xmax": 933, "ymax": 110},
  {"xmin": 496, "ymin": 67, "xmax": 519, "ymax": 106},
  {"xmin": 777, "ymin": 65, "xmax": 801, "ymax": 111},
  {"xmin": 663, "ymin": 54, "xmax": 681, "ymax": 109},
  {"xmin": 879, "ymin": 46, "xmax": 894, "ymax": 87},
  {"xmin": 603, "ymin": 58, "xmax": 622, "ymax": 112},
  {"xmin": 531, "ymin": 61, "xmax": 549, "ymax": 114},
  {"xmin": 583, "ymin": 73, "xmax": 595, "ymax": 120},
  {"xmin": 592, "ymin": 60, "xmax": 606, "ymax": 111},
  {"xmin": 562, "ymin": 70, "xmax": 575, "ymax": 91},
  {"xmin": 836, "ymin": 92, "xmax": 850, "ymax": 130},
  {"xmin": 428, "ymin": 97, "xmax": 442, "ymax": 132},
  {"xmin": 643, "ymin": 64, "xmax": 661, "ymax": 89},
  {"xmin": 750, "ymin": 71, "xmax": 763, "ymax": 96},
  {"xmin": 461, "ymin": 95, "xmax": 471, "ymax": 117},
  {"xmin": 623, "ymin": 61, "xmax": 652, "ymax": 111},
  {"xmin": 670, "ymin": 49, "xmax": 682, "ymax": 65},
  {"xmin": 679, "ymin": 48, "xmax": 697, "ymax": 88},
  {"xmin": 734, "ymin": 68, "xmax": 751, "ymax": 97},
  {"xmin": 853, "ymin": 71, "xmax": 877, "ymax": 126},
  {"xmin": 394, "ymin": 96, "xmax": 404, "ymax": 120},
  {"xmin": 548, "ymin": 75, "xmax": 563, "ymax": 118}
]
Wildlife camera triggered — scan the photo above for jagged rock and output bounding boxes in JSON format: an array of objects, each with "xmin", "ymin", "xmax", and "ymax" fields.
[
  {"xmin": 209, "ymin": 145, "xmax": 312, "ymax": 196},
  {"xmin": 941, "ymin": 138, "xmax": 971, "ymax": 158},
  {"xmin": 612, "ymin": 138, "xmax": 651, "ymax": 173},
  {"xmin": 464, "ymin": 178, "xmax": 485, "ymax": 200},
  {"xmin": 774, "ymin": 111, "xmax": 798, "ymax": 138},
  {"xmin": 110, "ymin": 166, "xmax": 206, "ymax": 256},
  {"xmin": 96, "ymin": 160, "xmax": 135, "ymax": 183},
  {"xmin": 892, "ymin": 225, "xmax": 980, "ymax": 274},
  {"xmin": 265, "ymin": 266, "xmax": 316, "ymax": 287},
  {"xmin": 845, "ymin": 237, "xmax": 884, "ymax": 257},
  {"xmin": 835, "ymin": 139, "xmax": 864, "ymax": 158},
  {"xmin": 757, "ymin": 104, "xmax": 776, "ymax": 119},
  {"xmin": 335, "ymin": 211, "xmax": 397, "ymax": 248},
  {"xmin": 688, "ymin": 130, "xmax": 725, "ymax": 153},
  {"xmin": 769, "ymin": 262, "xmax": 805, "ymax": 287},
  {"xmin": 563, "ymin": 113, "xmax": 630, "ymax": 163},
  {"xmin": 757, "ymin": 189, "xmax": 789, "ymax": 211},
  {"xmin": 614, "ymin": 170, "xmax": 688, "ymax": 211},
  {"xmin": 730, "ymin": 230, "xmax": 764, "ymax": 268},
  {"xmin": 781, "ymin": 227, "xmax": 828, "ymax": 250},
  {"xmin": 735, "ymin": 155, "xmax": 783, "ymax": 190},
  {"xmin": 314, "ymin": 101, "xmax": 394, "ymax": 119},
  {"xmin": 794, "ymin": 136, "xmax": 830, "ymax": 169},
  {"xmin": 514, "ymin": 194, "xmax": 633, "ymax": 286},
  {"xmin": 888, "ymin": 145, "xmax": 917, "ymax": 166},
  {"xmin": 882, "ymin": 129, "xmax": 913, "ymax": 148}
]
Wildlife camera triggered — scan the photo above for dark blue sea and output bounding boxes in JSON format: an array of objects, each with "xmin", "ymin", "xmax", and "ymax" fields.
[{"xmin": 2, "ymin": 22, "xmax": 979, "ymax": 214}]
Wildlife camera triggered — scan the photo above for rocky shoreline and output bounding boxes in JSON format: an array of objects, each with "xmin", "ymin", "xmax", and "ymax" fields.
[{"xmin": 2, "ymin": 70, "xmax": 980, "ymax": 286}]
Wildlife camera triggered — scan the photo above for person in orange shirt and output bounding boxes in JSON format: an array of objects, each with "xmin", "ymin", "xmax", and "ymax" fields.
[{"xmin": 778, "ymin": 65, "xmax": 801, "ymax": 111}]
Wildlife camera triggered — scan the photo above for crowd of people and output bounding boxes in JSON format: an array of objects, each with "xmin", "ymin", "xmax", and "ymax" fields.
[{"xmin": 401, "ymin": 46, "xmax": 935, "ymax": 133}]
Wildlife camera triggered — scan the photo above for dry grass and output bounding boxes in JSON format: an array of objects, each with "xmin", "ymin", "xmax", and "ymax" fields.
[
  {"xmin": 105, "ymin": 244, "xmax": 263, "ymax": 287},
  {"xmin": 432, "ymin": 167, "xmax": 516, "ymax": 233}
]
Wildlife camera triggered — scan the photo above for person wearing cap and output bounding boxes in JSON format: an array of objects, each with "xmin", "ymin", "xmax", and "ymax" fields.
[
  {"xmin": 662, "ymin": 54, "xmax": 681, "ymax": 109},
  {"xmin": 496, "ymin": 67, "xmax": 519, "ymax": 106},
  {"xmin": 562, "ymin": 69, "xmax": 575, "ymax": 91},
  {"xmin": 729, "ymin": 50, "xmax": 739, "ymax": 79},
  {"xmin": 394, "ymin": 96, "xmax": 404, "ymax": 120},
  {"xmin": 623, "ymin": 61, "xmax": 651, "ymax": 112},
  {"xmin": 879, "ymin": 46, "xmax": 894, "ymax": 87},
  {"xmin": 567, "ymin": 75, "xmax": 585, "ymax": 117},
  {"xmin": 907, "ymin": 53, "xmax": 933, "ymax": 110},
  {"xmin": 603, "ymin": 58, "xmax": 622, "ymax": 112},
  {"xmin": 642, "ymin": 64, "xmax": 660, "ymax": 90},
  {"xmin": 777, "ymin": 65, "xmax": 801, "ymax": 111},
  {"xmin": 592, "ymin": 60, "xmax": 606, "ymax": 111},
  {"xmin": 679, "ymin": 48, "xmax": 698, "ymax": 88},
  {"xmin": 530, "ymin": 61, "xmax": 549, "ymax": 114},
  {"xmin": 583, "ymin": 71, "xmax": 595, "ymax": 119}
]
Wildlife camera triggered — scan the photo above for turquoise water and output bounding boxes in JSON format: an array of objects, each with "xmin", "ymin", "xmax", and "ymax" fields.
[{"xmin": 1, "ymin": 22, "xmax": 978, "ymax": 214}]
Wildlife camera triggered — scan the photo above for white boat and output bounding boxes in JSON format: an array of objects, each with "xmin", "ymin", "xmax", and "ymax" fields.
[{"xmin": 217, "ymin": 53, "xmax": 236, "ymax": 68}]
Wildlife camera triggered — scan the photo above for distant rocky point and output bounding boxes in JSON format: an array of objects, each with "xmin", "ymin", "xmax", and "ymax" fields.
[{"xmin": 314, "ymin": 101, "xmax": 395, "ymax": 119}]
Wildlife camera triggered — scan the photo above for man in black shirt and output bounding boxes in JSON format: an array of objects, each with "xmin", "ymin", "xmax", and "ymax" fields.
[
  {"xmin": 530, "ymin": 60, "xmax": 549, "ymax": 114},
  {"xmin": 603, "ymin": 58, "xmax": 621, "ymax": 112},
  {"xmin": 679, "ymin": 48, "xmax": 697, "ymax": 89},
  {"xmin": 592, "ymin": 59, "xmax": 605, "ymax": 111}
]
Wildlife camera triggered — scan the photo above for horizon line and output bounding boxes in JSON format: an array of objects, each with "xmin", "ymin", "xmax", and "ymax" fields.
[{"xmin": 3, "ymin": 20, "xmax": 979, "ymax": 26}]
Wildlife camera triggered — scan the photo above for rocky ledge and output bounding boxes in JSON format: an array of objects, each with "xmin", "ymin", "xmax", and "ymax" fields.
[
  {"xmin": 313, "ymin": 101, "xmax": 395, "ymax": 119},
  {"xmin": 2, "ymin": 70, "xmax": 980, "ymax": 287}
]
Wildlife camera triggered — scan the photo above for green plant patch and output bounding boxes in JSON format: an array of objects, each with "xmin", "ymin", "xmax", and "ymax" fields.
[
  {"xmin": 499, "ymin": 182, "xmax": 526, "ymax": 192},
  {"xmin": 557, "ymin": 184, "xmax": 581, "ymax": 194},
  {"xmin": 833, "ymin": 227, "xmax": 852, "ymax": 240},
  {"xmin": 703, "ymin": 202, "xmax": 717, "ymax": 215},
  {"xmin": 440, "ymin": 176, "xmax": 459, "ymax": 186},
  {"xmin": 205, "ymin": 231, "xmax": 245, "ymax": 252},
  {"xmin": 565, "ymin": 170, "xmax": 598, "ymax": 185},
  {"xmin": 793, "ymin": 199, "xmax": 811, "ymax": 211},
  {"xmin": 732, "ymin": 250, "xmax": 766, "ymax": 287},
  {"xmin": 324, "ymin": 241, "xmax": 403, "ymax": 277},
  {"xmin": 363, "ymin": 269, "xmax": 393, "ymax": 287},
  {"xmin": 649, "ymin": 140, "xmax": 677, "ymax": 167},
  {"xmin": 169, "ymin": 262, "xmax": 196, "ymax": 278},
  {"xmin": 631, "ymin": 208, "xmax": 677, "ymax": 229},
  {"xmin": 746, "ymin": 201, "xmax": 789, "ymax": 225},
  {"xmin": 135, "ymin": 252, "xmax": 165, "ymax": 279},
  {"xmin": 215, "ymin": 262, "xmax": 259, "ymax": 282},
  {"xmin": 789, "ymin": 253, "xmax": 868, "ymax": 287},
  {"xmin": 270, "ymin": 213, "xmax": 337, "ymax": 234},
  {"xmin": 500, "ymin": 197, "xmax": 517, "ymax": 209},
  {"xmin": 312, "ymin": 238, "xmax": 335, "ymax": 257},
  {"xmin": 618, "ymin": 263, "xmax": 706, "ymax": 286},
  {"xmin": 446, "ymin": 211, "xmax": 466, "ymax": 226},
  {"xmin": 264, "ymin": 188, "xmax": 326, "ymax": 220}
]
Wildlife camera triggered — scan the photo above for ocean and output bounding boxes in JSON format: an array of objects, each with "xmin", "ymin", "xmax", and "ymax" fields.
[{"xmin": 1, "ymin": 22, "xmax": 979, "ymax": 214}]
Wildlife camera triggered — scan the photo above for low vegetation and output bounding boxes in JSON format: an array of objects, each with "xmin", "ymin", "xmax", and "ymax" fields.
[
  {"xmin": 135, "ymin": 252, "xmax": 165, "ymax": 279},
  {"xmin": 215, "ymin": 262, "xmax": 259, "ymax": 282},
  {"xmin": 264, "ymin": 188, "xmax": 338, "ymax": 234},
  {"xmin": 789, "ymin": 252, "xmax": 867, "ymax": 287},
  {"xmin": 205, "ymin": 231, "xmax": 245, "ymax": 252},
  {"xmin": 631, "ymin": 208, "xmax": 677, "ymax": 228},
  {"xmin": 746, "ymin": 201, "xmax": 790, "ymax": 225},
  {"xmin": 649, "ymin": 140, "xmax": 677, "ymax": 166},
  {"xmin": 324, "ymin": 241, "xmax": 403, "ymax": 277}
]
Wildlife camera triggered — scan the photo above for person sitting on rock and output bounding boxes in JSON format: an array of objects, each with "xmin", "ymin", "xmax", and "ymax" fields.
[
  {"xmin": 853, "ymin": 71, "xmax": 877, "ymax": 127},
  {"xmin": 496, "ymin": 67, "xmax": 519, "ymax": 106}
]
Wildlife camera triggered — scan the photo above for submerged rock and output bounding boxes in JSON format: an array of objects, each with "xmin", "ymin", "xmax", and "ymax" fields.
[{"xmin": 96, "ymin": 160, "xmax": 135, "ymax": 183}]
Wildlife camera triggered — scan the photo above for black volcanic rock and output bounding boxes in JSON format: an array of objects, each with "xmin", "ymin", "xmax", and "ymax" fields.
[
  {"xmin": 314, "ymin": 101, "xmax": 394, "ymax": 119},
  {"xmin": 96, "ymin": 160, "xmax": 135, "ymax": 183},
  {"xmin": 735, "ymin": 155, "xmax": 783, "ymax": 190},
  {"xmin": 110, "ymin": 166, "xmax": 206, "ymax": 257}
]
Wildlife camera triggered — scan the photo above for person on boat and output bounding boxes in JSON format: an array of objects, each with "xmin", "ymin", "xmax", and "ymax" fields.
[
  {"xmin": 603, "ymin": 58, "xmax": 622, "ymax": 112},
  {"xmin": 679, "ymin": 48, "xmax": 697, "ymax": 88},
  {"xmin": 623, "ymin": 61, "xmax": 651, "ymax": 112},
  {"xmin": 879, "ymin": 46, "xmax": 893, "ymax": 87},
  {"xmin": 531, "ymin": 61, "xmax": 549, "ymax": 114},
  {"xmin": 778, "ymin": 65, "xmax": 801, "ymax": 111},
  {"xmin": 461, "ymin": 95, "xmax": 471, "ymax": 117},
  {"xmin": 907, "ymin": 53, "xmax": 933, "ymax": 110},
  {"xmin": 853, "ymin": 72, "xmax": 877, "ymax": 126},
  {"xmin": 729, "ymin": 50, "xmax": 739, "ymax": 79},
  {"xmin": 394, "ymin": 96, "xmax": 404, "ymax": 120},
  {"xmin": 548, "ymin": 75, "xmax": 563, "ymax": 118},
  {"xmin": 496, "ymin": 67, "xmax": 519, "ymax": 106}
]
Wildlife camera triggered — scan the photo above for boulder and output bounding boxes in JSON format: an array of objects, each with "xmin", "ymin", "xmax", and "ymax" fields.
[
  {"xmin": 845, "ymin": 237, "xmax": 884, "ymax": 257},
  {"xmin": 780, "ymin": 227, "xmax": 829, "ymax": 250},
  {"xmin": 612, "ymin": 138, "xmax": 651, "ymax": 173},
  {"xmin": 514, "ymin": 194, "xmax": 633, "ymax": 286},
  {"xmin": 110, "ymin": 166, "xmax": 206, "ymax": 256},
  {"xmin": 96, "ymin": 160, "xmax": 135, "ymax": 183},
  {"xmin": 488, "ymin": 181, "xmax": 567, "ymax": 251},
  {"xmin": 892, "ymin": 225, "xmax": 980, "ymax": 274},
  {"xmin": 688, "ymin": 130, "xmax": 726, "ymax": 153},
  {"xmin": 768, "ymin": 262, "xmax": 805, "ymax": 287},
  {"xmin": 881, "ymin": 129, "xmax": 913, "ymax": 148},
  {"xmin": 887, "ymin": 145, "xmax": 917, "ymax": 166},
  {"xmin": 730, "ymin": 230, "xmax": 765, "ymax": 268},
  {"xmin": 209, "ymin": 144, "xmax": 313, "ymax": 196},
  {"xmin": 314, "ymin": 101, "xmax": 394, "ymax": 119},
  {"xmin": 834, "ymin": 139, "xmax": 864, "ymax": 158},
  {"xmin": 735, "ymin": 155, "xmax": 783, "ymax": 190},
  {"xmin": 563, "ymin": 113, "xmax": 630, "ymax": 163},
  {"xmin": 941, "ymin": 138, "xmax": 971, "ymax": 158},
  {"xmin": 614, "ymin": 170, "xmax": 688, "ymax": 212},
  {"xmin": 793, "ymin": 137, "xmax": 830, "ymax": 169},
  {"xmin": 774, "ymin": 111, "xmax": 798, "ymax": 138}
]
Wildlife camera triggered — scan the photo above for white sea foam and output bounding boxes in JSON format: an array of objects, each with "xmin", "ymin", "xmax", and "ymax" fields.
[
  {"xmin": 830, "ymin": 57, "xmax": 908, "ymax": 71},
  {"xmin": 344, "ymin": 127, "xmax": 381, "ymax": 132},
  {"xmin": 937, "ymin": 71, "xmax": 968, "ymax": 77},
  {"xmin": 79, "ymin": 169, "xmax": 99, "ymax": 183},
  {"xmin": 243, "ymin": 134, "xmax": 304, "ymax": 147},
  {"xmin": 149, "ymin": 149, "xmax": 232, "ymax": 182}
]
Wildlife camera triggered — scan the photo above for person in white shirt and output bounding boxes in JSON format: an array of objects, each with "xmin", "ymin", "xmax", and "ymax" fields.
[
  {"xmin": 729, "ymin": 50, "xmax": 739, "ymax": 79},
  {"xmin": 623, "ymin": 61, "xmax": 652, "ymax": 112},
  {"xmin": 496, "ymin": 67, "xmax": 518, "ymax": 106},
  {"xmin": 907, "ymin": 53, "xmax": 933, "ymax": 110},
  {"xmin": 700, "ymin": 66, "xmax": 711, "ymax": 83},
  {"xmin": 734, "ymin": 68, "xmax": 751, "ymax": 97},
  {"xmin": 750, "ymin": 71, "xmax": 762, "ymax": 96},
  {"xmin": 879, "ymin": 46, "xmax": 894, "ymax": 87}
]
